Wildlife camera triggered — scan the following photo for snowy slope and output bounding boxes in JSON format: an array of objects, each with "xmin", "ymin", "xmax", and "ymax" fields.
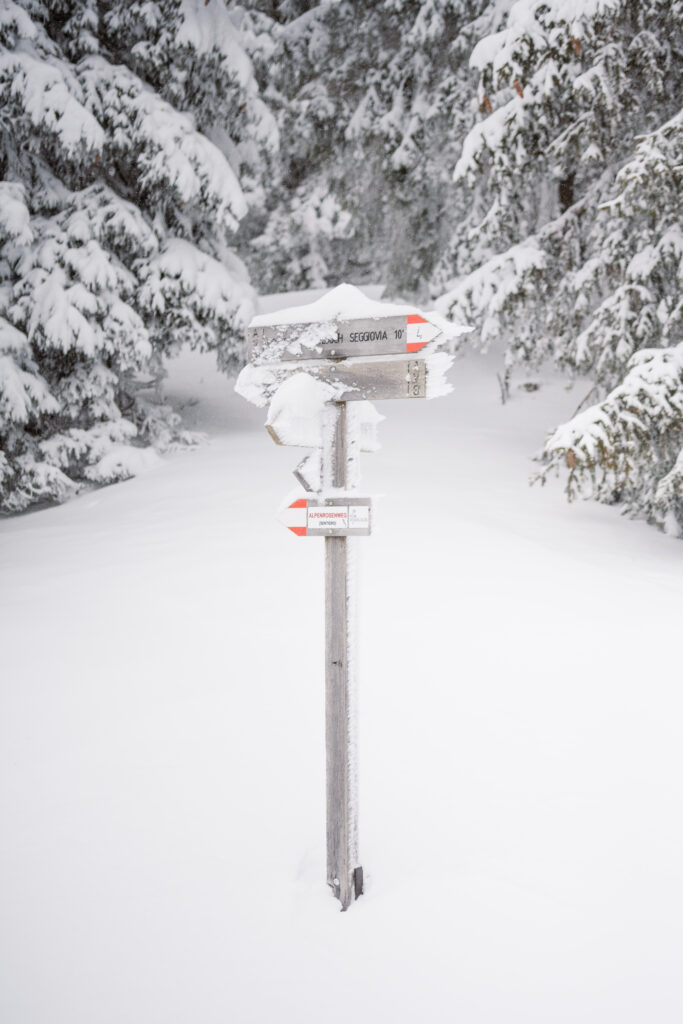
[{"xmin": 1, "ymin": 290, "xmax": 682, "ymax": 1024}]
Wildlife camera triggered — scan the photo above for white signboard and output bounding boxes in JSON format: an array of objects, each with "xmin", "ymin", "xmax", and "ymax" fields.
[{"xmin": 280, "ymin": 497, "xmax": 372, "ymax": 537}]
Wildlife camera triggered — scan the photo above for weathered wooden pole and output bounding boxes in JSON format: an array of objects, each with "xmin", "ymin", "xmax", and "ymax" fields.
[{"xmin": 323, "ymin": 402, "xmax": 361, "ymax": 910}]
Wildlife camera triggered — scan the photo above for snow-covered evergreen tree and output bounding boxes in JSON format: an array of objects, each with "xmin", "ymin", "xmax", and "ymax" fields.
[
  {"xmin": 435, "ymin": 0, "xmax": 682, "ymax": 371},
  {"xmin": 540, "ymin": 341, "xmax": 683, "ymax": 534},
  {"xmin": 434, "ymin": 0, "xmax": 683, "ymax": 531},
  {"xmin": 0, "ymin": 0, "xmax": 270, "ymax": 512},
  {"xmin": 243, "ymin": 0, "xmax": 490, "ymax": 297},
  {"xmin": 538, "ymin": 112, "xmax": 683, "ymax": 532}
]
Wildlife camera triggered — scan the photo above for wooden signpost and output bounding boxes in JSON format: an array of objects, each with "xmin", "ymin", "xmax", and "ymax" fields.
[{"xmin": 236, "ymin": 286, "xmax": 461, "ymax": 911}]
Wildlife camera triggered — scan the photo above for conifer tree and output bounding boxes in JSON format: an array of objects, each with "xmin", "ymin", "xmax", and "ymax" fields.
[
  {"xmin": 435, "ymin": 0, "xmax": 682, "ymax": 373},
  {"xmin": 434, "ymin": 0, "xmax": 683, "ymax": 531},
  {"xmin": 539, "ymin": 111, "xmax": 683, "ymax": 532},
  {"xmin": 0, "ymin": 0, "xmax": 270, "ymax": 512},
  {"xmin": 540, "ymin": 340, "xmax": 683, "ymax": 533},
  {"xmin": 243, "ymin": 0, "xmax": 490, "ymax": 297}
]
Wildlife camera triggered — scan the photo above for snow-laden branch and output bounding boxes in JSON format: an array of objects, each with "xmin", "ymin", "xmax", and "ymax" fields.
[{"xmin": 540, "ymin": 344, "xmax": 683, "ymax": 532}]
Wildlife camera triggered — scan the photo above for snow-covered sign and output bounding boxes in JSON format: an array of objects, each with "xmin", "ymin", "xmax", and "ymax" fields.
[
  {"xmin": 279, "ymin": 497, "xmax": 372, "ymax": 537},
  {"xmin": 249, "ymin": 313, "xmax": 441, "ymax": 361},
  {"xmin": 246, "ymin": 283, "xmax": 467, "ymax": 364},
  {"xmin": 238, "ymin": 354, "xmax": 449, "ymax": 405},
  {"xmin": 236, "ymin": 284, "xmax": 465, "ymax": 411}
]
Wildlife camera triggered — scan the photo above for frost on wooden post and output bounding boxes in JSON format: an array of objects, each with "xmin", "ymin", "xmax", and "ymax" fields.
[{"xmin": 344, "ymin": 533, "xmax": 360, "ymax": 878}]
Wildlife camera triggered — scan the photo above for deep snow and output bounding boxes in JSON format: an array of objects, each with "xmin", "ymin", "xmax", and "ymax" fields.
[{"xmin": 1, "ymin": 290, "xmax": 682, "ymax": 1024}]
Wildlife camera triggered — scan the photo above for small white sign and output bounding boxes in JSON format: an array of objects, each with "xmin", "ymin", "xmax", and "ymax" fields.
[
  {"xmin": 279, "ymin": 496, "xmax": 372, "ymax": 536},
  {"xmin": 308, "ymin": 506, "xmax": 349, "ymax": 531}
]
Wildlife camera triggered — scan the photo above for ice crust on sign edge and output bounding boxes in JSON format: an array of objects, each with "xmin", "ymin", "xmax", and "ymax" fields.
[
  {"xmin": 425, "ymin": 351, "xmax": 456, "ymax": 399},
  {"xmin": 266, "ymin": 374, "xmax": 383, "ymax": 450}
]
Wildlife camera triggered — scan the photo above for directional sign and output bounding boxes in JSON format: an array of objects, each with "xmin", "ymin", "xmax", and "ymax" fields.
[
  {"xmin": 279, "ymin": 497, "xmax": 372, "ymax": 537},
  {"xmin": 238, "ymin": 356, "xmax": 435, "ymax": 408},
  {"xmin": 306, "ymin": 356, "xmax": 427, "ymax": 401},
  {"xmin": 248, "ymin": 313, "xmax": 442, "ymax": 363}
]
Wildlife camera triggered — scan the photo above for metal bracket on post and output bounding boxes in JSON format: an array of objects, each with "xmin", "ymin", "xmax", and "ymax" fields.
[{"xmin": 324, "ymin": 401, "xmax": 361, "ymax": 910}]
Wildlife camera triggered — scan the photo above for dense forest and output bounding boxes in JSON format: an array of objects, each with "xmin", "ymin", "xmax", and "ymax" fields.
[{"xmin": 1, "ymin": 0, "xmax": 681, "ymax": 532}]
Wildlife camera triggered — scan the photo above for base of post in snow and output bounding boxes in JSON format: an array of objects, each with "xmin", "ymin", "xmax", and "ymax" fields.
[{"xmin": 328, "ymin": 865, "xmax": 363, "ymax": 911}]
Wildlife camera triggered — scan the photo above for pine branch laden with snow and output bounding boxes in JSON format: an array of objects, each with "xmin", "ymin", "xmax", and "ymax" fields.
[
  {"xmin": 102, "ymin": 1, "xmax": 278, "ymax": 187},
  {"xmin": 539, "ymin": 344, "xmax": 683, "ymax": 533},
  {"xmin": 138, "ymin": 239, "xmax": 253, "ymax": 371},
  {"xmin": 429, "ymin": 0, "xmax": 683, "ymax": 534},
  {"xmin": 79, "ymin": 57, "xmax": 247, "ymax": 234},
  {"xmin": 434, "ymin": 241, "xmax": 551, "ymax": 368},
  {"xmin": 569, "ymin": 113, "xmax": 683, "ymax": 382},
  {"xmin": 0, "ymin": 0, "xmax": 267, "ymax": 513},
  {"xmin": 435, "ymin": 0, "xmax": 683, "ymax": 384},
  {"xmin": 242, "ymin": 0, "xmax": 490, "ymax": 295}
]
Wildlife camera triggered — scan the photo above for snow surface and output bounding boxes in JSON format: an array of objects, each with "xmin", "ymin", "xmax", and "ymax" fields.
[{"xmin": 2, "ymin": 290, "xmax": 683, "ymax": 1023}]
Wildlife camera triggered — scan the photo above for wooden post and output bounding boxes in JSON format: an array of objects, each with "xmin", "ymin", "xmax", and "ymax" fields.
[{"xmin": 324, "ymin": 402, "xmax": 361, "ymax": 909}]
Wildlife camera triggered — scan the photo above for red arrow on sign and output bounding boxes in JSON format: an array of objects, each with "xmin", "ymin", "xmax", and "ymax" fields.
[
  {"xmin": 284, "ymin": 497, "xmax": 308, "ymax": 536},
  {"xmin": 406, "ymin": 314, "xmax": 440, "ymax": 353}
]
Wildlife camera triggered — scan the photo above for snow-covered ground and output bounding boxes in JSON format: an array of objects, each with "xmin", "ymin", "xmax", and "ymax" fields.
[{"xmin": 1, "ymin": 291, "xmax": 682, "ymax": 1024}]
